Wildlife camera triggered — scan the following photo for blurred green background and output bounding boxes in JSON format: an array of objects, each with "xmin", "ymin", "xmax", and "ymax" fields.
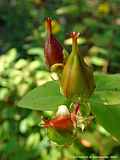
[{"xmin": 0, "ymin": 0, "xmax": 120, "ymax": 159}]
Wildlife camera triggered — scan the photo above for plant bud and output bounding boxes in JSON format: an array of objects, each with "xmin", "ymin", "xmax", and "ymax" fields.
[
  {"xmin": 61, "ymin": 32, "xmax": 95, "ymax": 101},
  {"xmin": 44, "ymin": 17, "xmax": 64, "ymax": 68}
]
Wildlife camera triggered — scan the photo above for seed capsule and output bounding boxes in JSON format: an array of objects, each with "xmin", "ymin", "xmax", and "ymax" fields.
[
  {"xmin": 61, "ymin": 32, "xmax": 95, "ymax": 101},
  {"xmin": 44, "ymin": 17, "xmax": 63, "ymax": 68},
  {"xmin": 44, "ymin": 104, "xmax": 80, "ymax": 131},
  {"xmin": 44, "ymin": 115, "xmax": 73, "ymax": 130}
]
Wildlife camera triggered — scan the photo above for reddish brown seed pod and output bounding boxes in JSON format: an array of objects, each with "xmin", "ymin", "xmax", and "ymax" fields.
[{"xmin": 44, "ymin": 17, "xmax": 63, "ymax": 68}]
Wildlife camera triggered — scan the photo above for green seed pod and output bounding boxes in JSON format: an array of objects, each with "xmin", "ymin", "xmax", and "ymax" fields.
[{"xmin": 61, "ymin": 32, "xmax": 95, "ymax": 101}]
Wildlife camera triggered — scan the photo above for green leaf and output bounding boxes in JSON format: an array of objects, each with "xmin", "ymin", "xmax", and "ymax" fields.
[
  {"xmin": 27, "ymin": 47, "xmax": 43, "ymax": 56},
  {"xmin": 94, "ymin": 73, "xmax": 120, "ymax": 91},
  {"xmin": 91, "ymin": 73, "xmax": 120, "ymax": 105},
  {"xmin": 90, "ymin": 102, "xmax": 120, "ymax": 141},
  {"xmin": 17, "ymin": 81, "xmax": 66, "ymax": 111},
  {"xmin": 90, "ymin": 73, "xmax": 120, "ymax": 141},
  {"xmin": 91, "ymin": 91, "xmax": 120, "ymax": 105},
  {"xmin": 56, "ymin": 5, "xmax": 79, "ymax": 15}
]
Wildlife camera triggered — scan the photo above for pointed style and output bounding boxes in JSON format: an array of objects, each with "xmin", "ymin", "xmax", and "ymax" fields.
[
  {"xmin": 61, "ymin": 32, "xmax": 95, "ymax": 101},
  {"xmin": 44, "ymin": 17, "xmax": 64, "ymax": 68}
]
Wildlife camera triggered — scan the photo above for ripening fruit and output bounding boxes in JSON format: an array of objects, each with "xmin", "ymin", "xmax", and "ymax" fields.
[
  {"xmin": 61, "ymin": 32, "xmax": 95, "ymax": 101},
  {"xmin": 44, "ymin": 104, "xmax": 80, "ymax": 131},
  {"xmin": 44, "ymin": 17, "xmax": 63, "ymax": 68},
  {"xmin": 44, "ymin": 115, "xmax": 73, "ymax": 131}
]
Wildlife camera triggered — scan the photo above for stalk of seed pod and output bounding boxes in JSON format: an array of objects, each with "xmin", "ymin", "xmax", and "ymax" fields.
[
  {"xmin": 61, "ymin": 32, "xmax": 95, "ymax": 101},
  {"xmin": 44, "ymin": 17, "xmax": 64, "ymax": 68}
]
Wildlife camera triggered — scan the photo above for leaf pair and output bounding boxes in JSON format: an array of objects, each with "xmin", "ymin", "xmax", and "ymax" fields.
[{"xmin": 17, "ymin": 73, "xmax": 120, "ymax": 141}]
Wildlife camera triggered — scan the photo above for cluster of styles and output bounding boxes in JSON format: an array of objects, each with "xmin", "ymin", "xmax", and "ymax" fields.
[{"xmin": 44, "ymin": 17, "xmax": 95, "ymax": 132}]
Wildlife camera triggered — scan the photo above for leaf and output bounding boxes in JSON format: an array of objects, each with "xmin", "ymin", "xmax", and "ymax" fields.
[
  {"xmin": 91, "ymin": 57, "xmax": 106, "ymax": 66},
  {"xmin": 56, "ymin": 5, "xmax": 79, "ymax": 15},
  {"xmin": 90, "ymin": 73, "xmax": 120, "ymax": 141},
  {"xmin": 90, "ymin": 102, "xmax": 120, "ymax": 141},
  {"xmin": 91, "ymin": 73, "xmax": 120, "ymax": 107},
  {"xmin": 91, "ymin": 91, "xmax": 120, "ymax": 105},
  {"xmin": 17, "ymin": 81, "xmax": 66, "ymax": 111},
  {"xmin": 94, "ymin": 73, "xmax": 120, "ymax": 91},
  {"xmin": 27, "ymin": 47, "xmax": 43, "ymax": 56}
]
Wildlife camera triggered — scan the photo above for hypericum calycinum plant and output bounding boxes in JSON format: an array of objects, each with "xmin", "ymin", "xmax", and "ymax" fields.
[
  {"xmin": 18, "ymin": 17, "xmax": 120, "ymax": 144},
  {"xmin": 44, "ymin": 17, "xmax": 95, "ymax": 133}
]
